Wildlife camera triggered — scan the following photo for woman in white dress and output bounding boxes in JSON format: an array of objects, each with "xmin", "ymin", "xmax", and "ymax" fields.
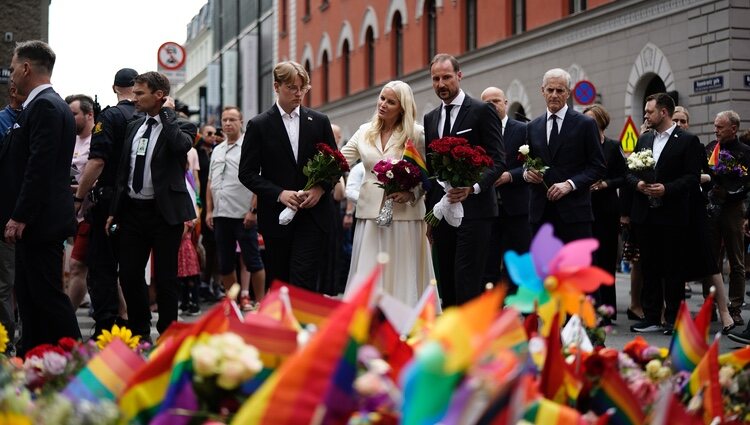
[{"xmin": 340, "ymin": 81, "xmax": 435, "ymax": 307}]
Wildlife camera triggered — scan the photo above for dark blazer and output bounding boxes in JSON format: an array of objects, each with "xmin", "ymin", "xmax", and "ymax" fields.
[
  {"xmin": 110, "ymin": 108, "xmax": 197, "ymax": 225},
  {"xmin": 591, "ymin": 137, "xmax": 628, "ymax": 217},
  {"xmin": 626, "ymin": 126, "xmax": 701, "ymax": 226},
  {"xmin": 497, "ymin": 118, "xmax": 529, "ymax": 216},
  {"xmin": 526, "ymin": 107, "xmax": 606, "ymax": 224},
  {"xmin": 423, "ymin": 94, "xmax": 505, "ymax": 219},
  {"xmin": 0, "ymin": 87, "xmax": 77, "ymax": 242},
  {"xmin": 238, "ymin": 104, "xmax": 338, "ymax": 238}
]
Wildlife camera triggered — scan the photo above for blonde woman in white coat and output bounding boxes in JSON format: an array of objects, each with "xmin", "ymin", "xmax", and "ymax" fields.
[{"xmin": 340, "ymin": 81, "xmax": 435, "ymax": 306}]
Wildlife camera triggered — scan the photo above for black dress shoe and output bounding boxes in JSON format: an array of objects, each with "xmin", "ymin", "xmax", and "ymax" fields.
[
  {"xmin": 627, "ymin": 309, "xmax": 645, "ymax": 321},
  {"xmin": 722, "ymin": 323, "xmax": 737, "ymax": 335},
  {"xmin": 727, "ymin": 326, "xmax": 750, "ymax": 345}
]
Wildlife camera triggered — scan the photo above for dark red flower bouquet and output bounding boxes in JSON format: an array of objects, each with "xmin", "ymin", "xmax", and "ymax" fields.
[
  {"xmin": 424, "ymin": 137, "xmax": 493, "ymax": 227},
  {"xmin": 280, "ymin": 143, "xmax": 350, "ymax": 225},
  {"xmin": 371, "ymin": 158, "xmax": 423, "ymax": 226}
]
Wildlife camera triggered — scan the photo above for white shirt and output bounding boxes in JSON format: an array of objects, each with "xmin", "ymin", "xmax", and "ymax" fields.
[
  {"xmin": 653, "ymin": 123, "xmax": 676, "ymax": 164},
  {"xmin": 22, "ymin": 83, "xmax": 53, "ymax": 108},
  {"xmin": 438, "ymin": 90, "xmax": 465, "ymax": 138},
  {"xmin": 277, "ymin": 101, "xmax": 301, "ymax": 161},
  {"xmin": 546, "ymin": 104, "xmax": 568, "ymax": 144},
  {"xmin": 501, "ymin": 115, "xmax": 508, "ymax": 136},
  {"xmin": 209, "ymin": 137, "xmax": 254, "ymax": 218},
  {"xmin": 128, "ymin": 114, "xmax": 163, "ymax": 199},
  {"xmin": 71, "ymin": 134, "xmax": 91, "ymax": 183}
]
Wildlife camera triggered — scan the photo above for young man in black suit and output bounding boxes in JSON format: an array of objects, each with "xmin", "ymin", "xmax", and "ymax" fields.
[
  {"xmin": 523, "ymin": 68, "xmax": 606, "ymax": 242},
  {"xmin": 424, "ymin": 54, "xmax": 505, "ymax": 307},
  {"xmin": 239, "ymin": 61, "xmax": 337, "ymax": 292},
  {"xmin": 1, "ymin": 40, "xmax": 82, "ymax": 355},
  {"xmin": 480, "ymin": 87, "xmax": 531, "ymax": 286},
  {"xmin": 627, "ymin": 93, "xmax": 701, "ymax": 334},
  {"xmin": 106, "ymin": 72, "xmax": 197, "ymax": 341}
]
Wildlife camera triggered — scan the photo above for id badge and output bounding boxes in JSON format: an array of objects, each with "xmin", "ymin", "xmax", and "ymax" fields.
[{"xmin": 136, "ymin": 138, "xmax": 149, "ymax": 156}]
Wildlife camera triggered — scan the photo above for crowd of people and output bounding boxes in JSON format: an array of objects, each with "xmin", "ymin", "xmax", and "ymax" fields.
[{"xmin": 1, "ymin": 40, "xmax": 749, "ymax": 357}]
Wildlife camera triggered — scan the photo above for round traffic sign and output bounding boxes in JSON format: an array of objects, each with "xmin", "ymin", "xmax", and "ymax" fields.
[
  {"xmin": 573, "ymin": 80, "xmax": 596, "ymax": 105},
  {"xmin": 157, "ymin": 42, "xmax": 186, "ymax": 71}
]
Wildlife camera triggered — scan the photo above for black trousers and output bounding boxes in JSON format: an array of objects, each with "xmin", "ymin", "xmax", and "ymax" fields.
[
  {"xmin": 532, "ymin": 203, "xmax": 592, "ymax": 243},
  {"xmin": 433, "ymin": 217, "xmax": 493, "ymax": 307},
  {"xmin": 86, "ymin": 198, "xmax": 120, "ymax": 331},
  {"xmin": 592, "ymin": 208, "xmax": 620, "ymax": 312},
  {"xmin": 15, "ymin": 239, "xmax": 81, "ymax": 356},
  {"xmin": 263, "ymin": 211, "xmax": 327, "ymax": 293},
  {"xmin": 483, "ymin": 209, "xmax": 532, "ymax": 286},
  {"xmin": 117, "ymin": 198, "xmax": 183, "ymax": 338}
]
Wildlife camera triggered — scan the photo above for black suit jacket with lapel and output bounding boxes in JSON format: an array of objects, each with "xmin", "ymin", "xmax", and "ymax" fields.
[
  {"xmin": 423, "ymin": 95, "xmax": 505, "ymax": 219},
  {"xmin": 626, "ymin": 126, "xmax": 701, "ymax": 226},
  {"xmin": 526, "ymin": 108, "xmax": 606, "ymax": 224},
  {"xmin": 497, "ymin": 118, "xmax": 529, "ymax": 217},
  {"xmin": 110, "ymin": 108, "xmax": 197, "ymax": 226},
  {"xmin": 0, "ymin": 87, "xmax": 77, "ymax": 242},
  {"xmin": 238, "ymin": 104, "xmax": 338, "ymax": 238}
]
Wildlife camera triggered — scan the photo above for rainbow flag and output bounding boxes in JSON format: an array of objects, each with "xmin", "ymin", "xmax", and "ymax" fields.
[
  {"xmin": 119, "ymin": 298, "xmax": 239, "ymax": 424},
  {"xmin": 263, "ymin": 280, "xmax": 342, "ymax": 327},
  {"xmin": 407, "ymin": 284, "xmax": 439, "ymax": 342},
  {"xmin": 63, "ymin": 338, "xmax": 145, "ymax": 402},
  {"xmin": 256, "ymin": 285, "xmax": 302, "ymax": 331},
  {"xmin": 522, "ymin": 397, "xmax": 584, "ymax": 425},
  {"xmin": 369, "ymin": 308, "xmax": 413, "ymax": 381},
  {"xmin": 403, "ymin": 138, "xmax": 431, "ymax": 190},
  {"xmin": 230, "ymin": 266, "xmax": 380, "ymax": 425},
  {"xmin": 650, "ymin": 386, "xmax": 703, "ymax": 425},
  {"xmin": 589, "ymin": 366, "xmax": 645, "ymax": 425},
  {"xmin": 669, "ymin": 302, "xmax": 709, "ymax": 373},
  {"xmin": 719, "ymin": 345, "xmax": 750, "ymax": 369},
  {"xmin": 540, "ymin": 313, "xmax": 581, "ymax": 406},
  {"xmin": 707, "ymin": 142, "xmax": 720, "ymax": 167},
  {"xmin": 477, "ymin": 308, "xmax": 528, "ymax": 357},
  {"xmin": 687, "ymin": 337, "xmax": 723, "ymax": 425}
]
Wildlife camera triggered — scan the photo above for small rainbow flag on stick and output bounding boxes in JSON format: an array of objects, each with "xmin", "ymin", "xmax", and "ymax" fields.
[
  {"xmin": 668, "ymin": 301, "xmax": 709, "ymax": 373},
  {"xmin": 403, "ymin": 138, "xmax": 431, "ymax": 190},
  {"xmin": 707, "ymin": 142, "xmax": 720, "ymax": 167}
]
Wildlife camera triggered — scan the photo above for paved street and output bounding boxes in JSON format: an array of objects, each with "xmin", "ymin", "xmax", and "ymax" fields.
[{"xmin": 73, "ymin": 273, "xmax": 749, "ymax": 354}]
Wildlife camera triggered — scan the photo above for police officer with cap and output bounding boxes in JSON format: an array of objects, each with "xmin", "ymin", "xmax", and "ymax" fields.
[{"xmin": 73, "ymin": 67, "xmax": 139, "ymax": 337}]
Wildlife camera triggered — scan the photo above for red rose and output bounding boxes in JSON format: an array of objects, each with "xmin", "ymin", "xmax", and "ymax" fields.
[
  {"xmin": 315, "ymin": 143, "xmax": 335, "ymax": 156},
  {"xmin": 451, "ymin": 145, "xmax": 475, "ymax": 160},
  {"xmin": 429, "ymin": 139, "xmax": 451, "ymax": 155},
  {"xmin": 25, "ymin": 343, "xmax": 65, "ymax": 360},
  {"xmin": 58, "ymin": 337, "xmax": 78, "ymax": 352}
]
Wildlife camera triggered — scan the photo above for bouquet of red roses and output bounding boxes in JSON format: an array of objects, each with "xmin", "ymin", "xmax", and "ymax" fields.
[
  {"xmin": 424, "ymin": 137, "xmax": 493, "ymax": 227},
  {"xmin": 371, "ymin": 158, "xmax": 423, "ymax": 226},
  {"xmin": 279, "ymin": 143, "xmax": 349, "ymax": 225}
]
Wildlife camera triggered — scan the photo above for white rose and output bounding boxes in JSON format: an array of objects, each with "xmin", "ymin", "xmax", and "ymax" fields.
[
  {"xmin": 518, "ymin": 144, "xmax": 530, "ymax": 155},
  {"xmin": 217, "ymin": 359, "xmax": 246, "ymax": 390},
  {"xmin": 404, "ymin": 166, "xmax": 411, "ymax": 174},
  {"xmin": 192, "ymin": 345, "xmax": 220, "ymax": 377},
  {"xmin": 386, "ymin": 170, "xmax": 394, "ymax": 179}
]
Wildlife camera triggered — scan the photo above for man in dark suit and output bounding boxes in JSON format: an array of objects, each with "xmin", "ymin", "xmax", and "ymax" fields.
[
  {"xmin": 627, "ymin": 93, "xmax": 701, "ymax": 334},
  {"xmin": 239, "ymin": 61, "xmax": 337, "ymax": 292},
  {"xmin": 524, "ymin": 68, "xmax": 606, "ymax": 242},
  {"xmin": 480, "ymin": 87, "xmax": 531, "ymax": 286},
  {"xmin": 1, "ymin": 40, "xmax": 81, "ymax": 355},
  {"xmin": 424, "ymin": 54, "xmax": 505, "ymax": 307},
  {"xmin": 106, "ymin": 72, "xmax": 197, "ymax": 340}
]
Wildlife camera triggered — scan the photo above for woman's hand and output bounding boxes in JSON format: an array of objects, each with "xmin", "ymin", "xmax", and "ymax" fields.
[{"xmin": 386, "ymin": 191, "xmax": 416, "ymax": 204}]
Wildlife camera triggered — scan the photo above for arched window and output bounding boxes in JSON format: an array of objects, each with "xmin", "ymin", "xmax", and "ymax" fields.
[
  {"xmin": 304, "ymin": 60, "xmax": 312, "ymax": 107},
  {"xmin": 465, "ymin": 0, "xmax": 477, "ymax": 51},
  {"xmin": 342, "ymin": 40, "xmax": 351, "ymax": 96},
  {"xmin": 322, "ymin": 51, "xmax": 330, "ymax": 104},
  {"xmin": 425, "ymin": 0, "xmax": 437, "ymax": 64},
  {"xmin": 365, "ymin": 27, "xmax": 375, "ymax": 87},
  {"xmin": 392, "ymin": 12, "xmax": 403, "ymax": 77}
]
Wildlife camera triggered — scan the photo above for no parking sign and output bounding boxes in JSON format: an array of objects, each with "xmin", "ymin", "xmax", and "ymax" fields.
[{"xmin": 573, "ymin": 80, "xmax": 596, "ymax": 105}]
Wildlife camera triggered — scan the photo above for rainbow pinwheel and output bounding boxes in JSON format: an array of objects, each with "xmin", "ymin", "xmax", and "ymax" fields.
[{"xmin": 504, "ymin": 224, "xmax": 614, "ymax": 332}]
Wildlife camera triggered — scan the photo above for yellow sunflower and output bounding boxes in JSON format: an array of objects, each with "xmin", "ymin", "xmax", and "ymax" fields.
[
  {"xmin": 0, "ymin": 322, "xmax": 8, "ymax": 353},
  {"xmin": 96, "ymin": 324, "xmax": 141, "ymax": 350}
]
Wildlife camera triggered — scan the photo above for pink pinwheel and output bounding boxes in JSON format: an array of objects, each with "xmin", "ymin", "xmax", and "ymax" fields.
[{"xmin": 504, "ymin": 224, "xmax": 614, "ymax": 332}]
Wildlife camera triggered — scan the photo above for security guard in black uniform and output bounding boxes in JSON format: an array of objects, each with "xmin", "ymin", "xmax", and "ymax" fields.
[{"xmin": 73, "ymin": 68, "xmax": 139, "ymax": 337}]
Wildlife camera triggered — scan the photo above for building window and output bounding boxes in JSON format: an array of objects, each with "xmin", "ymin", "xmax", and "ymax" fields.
[
  {"xmin": 425, "ymin": 0, "xmax": 437, "ymax": 65},
  {"xmin": 342, "ymin": 40, "xmax": 350, "ymax": 95},
  {"xmin": 280, "ymin": 0, "xmax": 287, "ymax": 35},
  {"xmin": 392, "ymin": 12, "xmax": 403, "ymax": 77},
  {"xmin": 365, "ymin": 27, "xmax": 375, "ymax": 87},
  {"xmin": 303, "ymin": 0, "xmax": 311, "ymax": 21},
  {"xmin": 320, "ymin": 0, "xmax": 329, "ymax": 11},
  {"xmin": 512, "ymin": 0, "xmax": 525, "ymax": 34},
  {"xmin": 569, "ymin": 0, "xmax": 587, "ymax": 14},
  {"xmin": 322, "ymin": 51, "xmax": 330, "ymax": 104},
  {"xmin": 304, "ymin": 60, "xmax": 312, "ymax": 107},
  {"xmin": 465, "ymin": 0, "xmax": 477, "ymax": 51}
]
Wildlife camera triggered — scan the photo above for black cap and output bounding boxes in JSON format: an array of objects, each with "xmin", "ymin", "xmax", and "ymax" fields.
[{"xmin": 113, "ymin": 68, "xmax": 138, "ymax": 87}]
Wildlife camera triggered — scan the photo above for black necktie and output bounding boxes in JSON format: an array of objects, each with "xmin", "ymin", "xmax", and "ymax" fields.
[
  {"xmin": 132, "ymin": 117, "xmax": 157, "ymax": 194},
  {"xmin": 442, "ymin": 104, "xmax": 454, "ymax": 138},
  {"xmin": 548, "ymin": 114, "xmax": 559, "ymax": 147}
]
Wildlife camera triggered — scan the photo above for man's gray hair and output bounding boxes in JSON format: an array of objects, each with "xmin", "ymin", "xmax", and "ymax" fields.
[
  {"xmin": 717, "ymin": 110, "xmax": 740, "ymax": 128},
  {"xmin": 542, "ymin": 68, "xmax": 571, "ymax": 88}
]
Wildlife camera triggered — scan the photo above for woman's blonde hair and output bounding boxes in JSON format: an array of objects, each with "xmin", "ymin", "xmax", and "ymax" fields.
[{"xmin": 364, "ymin": 80, "xmax": 417, "ymax": 150}]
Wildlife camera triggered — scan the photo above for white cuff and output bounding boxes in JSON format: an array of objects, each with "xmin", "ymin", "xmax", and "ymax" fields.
[
  {"xmin": 473, "ymin": 183, "xmax": 481, "ymax": 194},
  {"xmin": 566, "ymin": 179, "xmax": 576, "ymax": 190}
]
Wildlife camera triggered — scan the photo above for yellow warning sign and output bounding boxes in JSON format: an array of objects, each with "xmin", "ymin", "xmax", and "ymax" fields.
[{"xmin": 619, "ymin": 116, "xmax": 639, "ymax": 154}]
